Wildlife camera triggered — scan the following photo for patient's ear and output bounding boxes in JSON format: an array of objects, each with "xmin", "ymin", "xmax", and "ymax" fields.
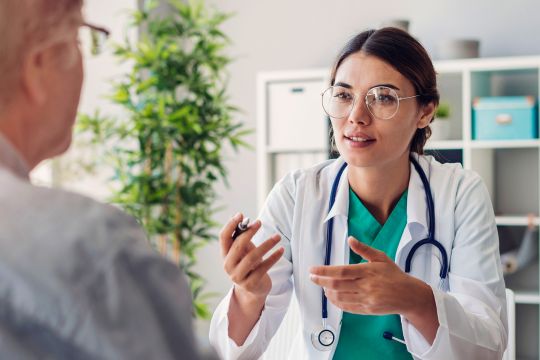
[{"xmin": 21, "ymin": 48, "xmax": 48, "ymax": 106}]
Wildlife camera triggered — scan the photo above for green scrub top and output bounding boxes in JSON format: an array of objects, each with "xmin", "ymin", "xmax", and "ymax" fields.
[{"xmin": 333, "ymin": 188, "xmax": 412, "ymax": 360}]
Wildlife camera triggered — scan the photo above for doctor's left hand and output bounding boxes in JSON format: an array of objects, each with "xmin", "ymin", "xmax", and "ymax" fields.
[{"xmin": 309, "ymin": 236, "xmax": 432, "ymax": 317}]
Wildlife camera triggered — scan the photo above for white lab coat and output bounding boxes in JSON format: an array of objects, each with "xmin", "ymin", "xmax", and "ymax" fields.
[{"xmin": 210, "ymin": 154, "xmax": 508, "ymax": 360}]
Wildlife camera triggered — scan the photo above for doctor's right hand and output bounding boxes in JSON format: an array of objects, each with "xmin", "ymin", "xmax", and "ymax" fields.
[{"xmin": 220, "ymin": 213, "xmax": 284, "ymax": 300}]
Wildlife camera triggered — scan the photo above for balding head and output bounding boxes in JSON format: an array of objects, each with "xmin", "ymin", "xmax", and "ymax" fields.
[
  {"xmin": 0, "ymin": 0, "xmax": 83, "ymax": 112},
  {"xmin": 0, "ymin": 0, "xmax": 85, "ymax": 169}
]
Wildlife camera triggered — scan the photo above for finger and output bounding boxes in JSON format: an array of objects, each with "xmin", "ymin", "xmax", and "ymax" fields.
[
  {"xmin": 324, "ymin": 291, "xmax": 362, "ymax": 313},
  {"xmin": 324, "ymin": 288, "xmax": 361, "ymax": 304},
  {"xmin": 224, "ymin": 240, "xmax": 257, "ymax": 275},
  {"xmin": 310, "ymin": 275, "xmax": 361, "ymax": 291},
  {"xmin": 233, "ymin": 235, "xmax": 282, "ymax": 281},
  {"xmin": 348, "ymin": 237, "xmax": 389, "ymax": 262},
  {"xmin": 227, "ymin": 220, "xmax": 262, "ymax": 261},
  {"xmin": 246, "ymin": 247, "xmax": 285, "ymax": 281},
  {"xmin": 219, "ymin": 213, "xmax": 243, "ymax": 257},
  {"xmin": 309, "ymin": 264, "xmax": 366, "ymax": 279}
]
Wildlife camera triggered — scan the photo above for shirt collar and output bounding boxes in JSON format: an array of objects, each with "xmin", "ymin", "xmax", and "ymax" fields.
[
  {"xmin": 0, "ymin": 132, "xmax": 31, "ymax": 180},
  {"xmin": 322, "ymin": 153, "xmax": 430, "ymax": 240}
]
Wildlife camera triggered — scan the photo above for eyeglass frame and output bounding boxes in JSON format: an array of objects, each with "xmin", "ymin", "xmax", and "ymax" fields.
[
  {"xmin": 80, "ymin": 22, "xmax": 111, "ymax": 55},
  {"xmin": 82, "ymin": 22, "xmax": 110, "ymax": 37},
  {"xmin": 321, "ymin": 84, "xmax": 423, "ymax": 120}
]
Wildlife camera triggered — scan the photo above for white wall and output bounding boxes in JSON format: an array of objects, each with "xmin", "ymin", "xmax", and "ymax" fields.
[{"xmin": 193, "ymin": 0, "xmax": 540, "ymax": 339}]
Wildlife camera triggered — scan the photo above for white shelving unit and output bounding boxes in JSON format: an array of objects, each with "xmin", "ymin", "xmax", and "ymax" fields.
[{"xmin": 258, "ymin": 55, "xmax": 540, "ymax": 359}]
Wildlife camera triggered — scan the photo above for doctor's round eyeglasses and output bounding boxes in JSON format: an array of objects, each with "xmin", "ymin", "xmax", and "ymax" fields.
[{"xmin": 321, "ymin": 85, "xmax": 421, "ymax": 120}]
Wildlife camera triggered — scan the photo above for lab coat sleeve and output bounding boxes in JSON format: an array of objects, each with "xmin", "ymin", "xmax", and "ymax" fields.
[
  {"xmin": 209, "ymin": 174, "xmax": 297, "ymax": 360},
  {"xmin": 403, "ymin": 172, "xmax": 508, "ymax": 360}
]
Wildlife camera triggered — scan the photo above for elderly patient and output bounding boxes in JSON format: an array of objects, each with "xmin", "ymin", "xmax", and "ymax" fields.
[{"xmin": 0, "ymin": 1, "xmax": 203, "ymax": 359}]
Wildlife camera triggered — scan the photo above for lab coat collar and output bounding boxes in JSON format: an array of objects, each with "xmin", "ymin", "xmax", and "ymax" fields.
[
  {"xmin": 403, "ymin": 153, "xmax": 430, "ymax": 240},
  {"xmin": 322, "ymin": 154, "xmax": 430, "ymax": 243},
  {"xmin": 323, "ymin": 157, "xmax": 349, "ymax": 223}
]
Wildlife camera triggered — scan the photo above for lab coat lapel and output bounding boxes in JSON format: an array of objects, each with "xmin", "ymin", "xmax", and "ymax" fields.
[
  {"xmin": 395, "ymin": 154, "xmax": 430, "ymax": 269},
  {"xmin": 322, "ymin": 158, "xmax": 350, "ymax": 333}
]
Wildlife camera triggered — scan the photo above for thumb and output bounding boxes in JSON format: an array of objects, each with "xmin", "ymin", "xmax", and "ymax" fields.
[{"xmin": 348, "ymin": 236, "xmax": 389, "ymax": 263}]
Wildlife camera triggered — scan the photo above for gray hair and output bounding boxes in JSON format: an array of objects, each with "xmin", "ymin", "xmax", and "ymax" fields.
[{"xmin": 0, "ymin": 0, "xmax": 83, "ymax": 112}]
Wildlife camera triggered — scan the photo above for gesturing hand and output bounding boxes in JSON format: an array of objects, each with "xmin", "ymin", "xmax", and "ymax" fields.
[
  {"xmin": 220, "ymin": 213, "xmax": 284, "ymax": 300},
  {"xmin": 309, "ymin": 236, "xmax": 420, "ymax": 316}
]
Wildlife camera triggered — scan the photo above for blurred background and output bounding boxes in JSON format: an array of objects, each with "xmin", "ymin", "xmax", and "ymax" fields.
[{"xmin": 34, "ymin": 0, "xmax": 540, "ymax": 359}]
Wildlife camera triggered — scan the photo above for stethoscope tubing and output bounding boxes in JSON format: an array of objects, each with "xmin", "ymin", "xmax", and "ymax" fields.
[{"xmin": 321, "ymin": 155, "xmax": 449, "ymax": 321}]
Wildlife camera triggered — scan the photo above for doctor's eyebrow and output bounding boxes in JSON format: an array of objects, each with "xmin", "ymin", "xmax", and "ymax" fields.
[
  {"xmin": 333, "ymin": 81, "xmax": 353, "ymax": 89},
  {"xmin": 373, "ymin": 83, "xmax": 401, "ymax": 91},
  {"xmin": 333, "ymin": 81, "xmax": 401, "ymax": 91}
]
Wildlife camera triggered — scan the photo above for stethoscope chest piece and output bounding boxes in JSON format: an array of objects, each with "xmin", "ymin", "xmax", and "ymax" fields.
[{"xmin": 311, "ymin": 324, "xmax": 336, "ymax": 351}]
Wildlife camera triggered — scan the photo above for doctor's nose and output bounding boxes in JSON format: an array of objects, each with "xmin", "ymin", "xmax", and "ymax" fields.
[{"xmin": 347, "ymin": 98, "xmax": 372, "ymax": 126}]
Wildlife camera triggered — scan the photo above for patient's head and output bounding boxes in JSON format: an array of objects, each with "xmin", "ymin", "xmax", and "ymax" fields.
[{"xmin": 0, "ymin": 0, "xmax": 84, "ymax": 168}]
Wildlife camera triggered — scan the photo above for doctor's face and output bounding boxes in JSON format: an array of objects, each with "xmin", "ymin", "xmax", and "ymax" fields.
[{"xmin": 329, "ymin": 52, "xmax": 432, "ymax": 169}]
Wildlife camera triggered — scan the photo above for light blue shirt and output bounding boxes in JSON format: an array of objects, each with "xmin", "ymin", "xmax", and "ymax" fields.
[{"xmin": 0, "ymin": 134, "xmax": 204, "ymax": 359}]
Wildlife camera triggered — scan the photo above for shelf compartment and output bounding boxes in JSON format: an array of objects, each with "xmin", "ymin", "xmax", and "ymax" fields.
[
  {"xmin": 470, "ymin": 139, "xmax": 540, "ymax": 149},
  {"xmin": 470, "ymin": 148, "xmax": 539, "ymax": 216},
  {"xmin": 470, "ymin": 68, "xmax": 539, "ymax": 100},
  {"xmin": 498, "ymin": 224, "xmax": 539, "ymax": 305},
  {"xmin": 515, "ymin": 303, "xmax": 539, "ymax": 360},
  {"xmin": 433, "ymin": 72, "xmax": 463, "ymax": 141},
  {"xmin": 267, "ymin": 79, "xmax": 328, "ymax": 151}
]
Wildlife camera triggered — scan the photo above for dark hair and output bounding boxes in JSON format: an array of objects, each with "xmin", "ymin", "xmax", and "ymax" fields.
[{"xmin": 330, "ymin": 27, "xmax": 440, "ymax": 154}]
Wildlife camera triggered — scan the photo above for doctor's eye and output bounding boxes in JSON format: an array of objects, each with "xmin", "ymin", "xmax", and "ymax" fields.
[
  {"xmin": 368, "ymin": 87, "xmax": 398, "ymax": 106},
  {"xmin": 333, "ymin": 90, "xmax": 354, "ymax": 102},
  {"xmin": 375, "ymin": 94, "xmax": 397, "ymax": 104}
]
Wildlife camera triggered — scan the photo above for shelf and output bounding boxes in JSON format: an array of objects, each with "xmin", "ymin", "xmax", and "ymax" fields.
[
  {"xmin": 434, "ymin": 55, "xmax": 540, "ymax": 73},
  {"xmin": 496, "ymin": 216, "xmax": 540, "ymax": 226},
  {"xmin": 266, "ymin": 146, "xmax": 327, "ymax": 154},
  {"xmin": 425, "ymin": 140, "xmax": 464, "ymax": 150},
  {"xmin": 470, "ymin": 139, "xmax": 540, "ymax": 149},
  {"xmin": 515, "ymin": 291, "xmax": 540, "ymax": 304}
]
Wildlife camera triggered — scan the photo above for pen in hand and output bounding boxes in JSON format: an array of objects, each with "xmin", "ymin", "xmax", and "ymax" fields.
[{"xmin": 232, "ymin": 217, "xmax": 250, "ymax": 240}]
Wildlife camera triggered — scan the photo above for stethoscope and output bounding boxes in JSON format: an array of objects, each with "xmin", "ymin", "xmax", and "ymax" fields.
[{"xmin": 311, "ymin": 155, "xmax": 449, "ymax": 351}]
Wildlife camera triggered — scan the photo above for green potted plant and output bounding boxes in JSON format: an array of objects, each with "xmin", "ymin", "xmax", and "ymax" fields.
[
  {"xmin": 77, "ymin": 0, "xmax": 250, "ymax": 319},
  {"xmin": 430, "ymin": 101, "xmax": 451, "ymax": 141}
]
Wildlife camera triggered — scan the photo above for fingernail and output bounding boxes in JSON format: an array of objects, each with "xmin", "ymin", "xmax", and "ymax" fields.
[{"xmin": 233, "ymin": 213, "xmax": 242, "ymax": 220}]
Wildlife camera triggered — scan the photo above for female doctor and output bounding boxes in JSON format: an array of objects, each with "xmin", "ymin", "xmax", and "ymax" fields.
[{"xmin": 209, "ymin": 28, "xmax": 508, "ymax": 360}]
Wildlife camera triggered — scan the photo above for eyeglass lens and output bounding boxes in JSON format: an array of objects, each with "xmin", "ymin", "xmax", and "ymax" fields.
[{"xmin": 322, "ymin": 86, "xmax": 400, "ymax": 120}]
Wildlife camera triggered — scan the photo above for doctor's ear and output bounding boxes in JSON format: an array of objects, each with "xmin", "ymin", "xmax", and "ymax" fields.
[{"xmin": 417, "ymin": 102, "xmax": 436, "ymax": 129}]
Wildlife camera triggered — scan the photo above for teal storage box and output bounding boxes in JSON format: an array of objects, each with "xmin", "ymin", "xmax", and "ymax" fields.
[{"xmin": 472, "ymin": 96, "xmax": 538, "ymax": 140}]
